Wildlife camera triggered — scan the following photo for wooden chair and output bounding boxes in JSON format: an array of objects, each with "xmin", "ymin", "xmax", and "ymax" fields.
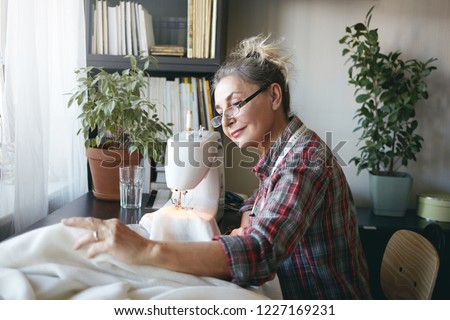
[{"xmin": 380, "ymin": 229, "xmax": 440, "ymax": 299}]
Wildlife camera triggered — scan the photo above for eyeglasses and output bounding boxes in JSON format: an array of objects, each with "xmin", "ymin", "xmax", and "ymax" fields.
[{"xmin": 211, "ymin": 82, "xmax": 272, "ymax": 128}]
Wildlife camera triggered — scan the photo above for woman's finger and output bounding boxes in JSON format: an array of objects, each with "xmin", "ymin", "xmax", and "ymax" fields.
[
  {"xmin": 85, "ymin": 240, "xmax": 109, "ymax": 259},
  {"xmin": 62, "ymin": 216, "xmax": 100, "ymax": 229},
  {"xmin": 72, "ymin": 229, "xmax": 98, "ymax": 250}
]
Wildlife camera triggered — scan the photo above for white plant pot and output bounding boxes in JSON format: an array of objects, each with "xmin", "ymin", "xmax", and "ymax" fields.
[{"xmin": 369, "ymin": 172, "xmax": 413, "ymax": 217}]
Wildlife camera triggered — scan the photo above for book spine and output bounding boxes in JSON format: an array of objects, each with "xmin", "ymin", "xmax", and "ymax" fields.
[
  {"xmin": 125, "ymin": 1, "xmax": 132, "ymax": 55},
  {"xmin": 102, "ymin": 0, "xmax": 108, "ymax": 54},
  {"xmin": 96, "ymin": 0, "xmax": 103, "ymax": 54},
  {"xmin": 210, "ymin": 0, "xmax": 217, "ymax": 58},
  {"xmin": 187, "ymin": 0, "xmax": 193, "ymax": 58},
  {"xmin": 91, "ymin": 1, "xmax": 97, "ymax": 54},
  {"xmin": 119, "ymin": 1, "xmax": 126, "ymax": 55},
  {"xmin": 204, "ymin": 78, "xmax": 214, "ymax": 130}
]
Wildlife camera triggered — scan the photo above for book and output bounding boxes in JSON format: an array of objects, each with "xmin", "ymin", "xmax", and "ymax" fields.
[
  {"xmin": 193, "ymin": 0, "xmax": 202, "ymax": 57},
  {"xmin": 107, "ymin": 4, "xmax": 119, "ymax": 55},
  {"xmin": 203, "ymin": 0, "xmax": 212, "ymax": 58},
  {"xmin": 196, "ymin": 77, "xmax": 206, "ymax": 129},
  {"xmin": 125, "ymin": 1, "xmax": 132, "ymax": 55},
  {"xmin": 187, "ymin": 0, "xmax": 194, "ymax": 58},
  {"xmin": 95, "ymin": 0, "xmax": 103, "ymax": 54},
  {"xmin": 90, "ymin": 1, "xmax": 97, "ymax": 54},
  {"xmin": 190, "ymin": 77, "xmax": 200, "ymax": 129},
  {"xmin": 210, "ymin": 0, "xmax": 218, "ymax": 58},
  {"xmin": 171, "ymin": 78, "xmax": 181, "ymax": 134},
  {"xmin": 203, "ymin": 78, "xmax": 214, "ymax": 130},
  {"xmin": 134, "ymin": 2, "xmax": 141, "ymax": 54},
  {"xmin": 138, "ymin": 4, "xmax": 155, "ymax": 52},
  {"xmin": 176, "ymin": 17, "xmax": 187, "ymax": 48},
  {"xmin": 102, "ymin": 0, "xmax": 108, "ymax": 54},
  {"xmin": 157, "ymin": 77, "xmax": 167, "ymax": 124},
  {"xmin": 119, "ymin": 1, "xmax": 126, "ymax": 55},
  {"xmin": 131, "ymin": 2, "xmax": 138, "ymax": 55},
  {"xmin": 180, "ymin": 80, "xmax": 191, "ymax": 131}
]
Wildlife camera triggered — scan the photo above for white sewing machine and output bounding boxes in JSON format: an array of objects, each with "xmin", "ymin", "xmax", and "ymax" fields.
[
  {"xmin": 139, "ymin": 129, "xmax": 225, "ymax": 241},
  {"xmin": 165, "ymin": 129, "xmax": 225, "ymax": 220}
]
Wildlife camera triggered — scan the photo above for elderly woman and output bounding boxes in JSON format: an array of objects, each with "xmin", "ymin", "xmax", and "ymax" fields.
[{"xmin": 64, "ymin": 34, "xmax": 372, "ymax": 299}]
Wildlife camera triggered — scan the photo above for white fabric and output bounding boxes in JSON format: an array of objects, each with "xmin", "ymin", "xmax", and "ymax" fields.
[
  {"xmin": 0, "ymin": 223, "xmax": 274, "ymax": 300},
  {"xmin": 140, "ymin": 206, "xmax": 221, "ymax": 242},
  {"xmin": 1, "ymin": 0, "xmax": 88, "ymax": 232},
  {"xmin": 138, "ymin": 208, "xmax": 284, "ymax": 299}
]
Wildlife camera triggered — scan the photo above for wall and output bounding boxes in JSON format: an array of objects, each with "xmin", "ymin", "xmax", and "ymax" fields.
[{"xmin": 224, "ymin": 0, "xmax": 450, "ymax": 207}]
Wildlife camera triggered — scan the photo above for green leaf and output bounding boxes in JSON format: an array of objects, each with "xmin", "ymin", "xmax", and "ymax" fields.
[
  {"xmin": 354, "ymin": 23, "xmax": 366, "ymax": 31},
  {"xmin": 356, "ymin": 94, "xmax": 370, "ymax": 103}
]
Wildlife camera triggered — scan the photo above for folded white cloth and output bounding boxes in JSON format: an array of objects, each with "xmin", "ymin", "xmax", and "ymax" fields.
[{"xmin": 0, "ymin": 223, "xmax": 280, "ymax": 299}]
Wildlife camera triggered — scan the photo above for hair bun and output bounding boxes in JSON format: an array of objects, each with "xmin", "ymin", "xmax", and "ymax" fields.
[{"xmin": 234, "ymin": 34, "xmax": 291, "ymax": 84}]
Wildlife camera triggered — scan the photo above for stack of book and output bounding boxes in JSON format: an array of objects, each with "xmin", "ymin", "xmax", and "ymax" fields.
[{"xmin": 150, "ymin": 45, "xmax": 186, "ymax": 57}]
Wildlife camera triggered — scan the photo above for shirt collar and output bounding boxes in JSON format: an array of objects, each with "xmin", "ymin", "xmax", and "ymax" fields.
[{"xmin": 253, "ymin": 115, "xmax": 305, "ymax": 178}]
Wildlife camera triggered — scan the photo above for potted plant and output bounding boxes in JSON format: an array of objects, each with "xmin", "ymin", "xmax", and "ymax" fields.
[
  {"xmin": 68, "ymin": 53, "xmax": 172, "ymax": 200},
  {"xmin": 339, "ymin": 6, "xmax": 437, "ymax": 216}
]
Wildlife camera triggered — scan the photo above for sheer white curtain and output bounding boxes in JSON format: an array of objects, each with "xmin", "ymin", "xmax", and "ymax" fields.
[{"xmin": 1, "ymin": 0, "xmax": 88, "ymax": 236}]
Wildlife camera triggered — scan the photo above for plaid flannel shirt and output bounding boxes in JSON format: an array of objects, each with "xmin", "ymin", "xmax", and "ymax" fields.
[{"xmin": 214, "ymin": 116, "xmax": 372, "ymax": 299}]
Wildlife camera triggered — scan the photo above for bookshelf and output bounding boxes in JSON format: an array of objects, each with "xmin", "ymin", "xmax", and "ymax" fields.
[
  {"xmin": 84, "ymin": 0, "xmax": 228, "ymax": 76},
  {"xmin": 84, "ymin": 0, "xmax": 228, "ymax": 194}
]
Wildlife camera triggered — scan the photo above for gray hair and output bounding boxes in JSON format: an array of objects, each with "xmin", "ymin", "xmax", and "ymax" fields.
[{"xmin": 212, "ymin": 34, "xmax": 292, "ymax": 115}]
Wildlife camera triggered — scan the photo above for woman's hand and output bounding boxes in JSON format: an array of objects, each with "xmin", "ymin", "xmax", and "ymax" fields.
[
  {"xmin": 63, "ymin": 217, "xmax": 230, "ymax": 279},
  {"xmin": 229, "ymin": 227, "xmax": 247, "ymax": 236},
  {"xmin": 62, "ymin": 217, "xmax": 151, "ymax": 265},
  {"xmin": 229, "ymin": 210, "xmax": 251, "ymax": 235}
]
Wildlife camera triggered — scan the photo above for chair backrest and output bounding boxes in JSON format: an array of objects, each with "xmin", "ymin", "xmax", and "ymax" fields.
[{"xmin": 380, "ymin": 229, "xmax": 440, "ymax": 299}]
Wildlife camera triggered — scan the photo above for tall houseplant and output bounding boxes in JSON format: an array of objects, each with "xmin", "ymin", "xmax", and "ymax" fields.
[
  {"xmin": 68, "ymin": 54, "xmax": 172, "ymax": 200},
  {"xmin": 339, "ymin": 7, "xmax": 437, "ymax": 216}
]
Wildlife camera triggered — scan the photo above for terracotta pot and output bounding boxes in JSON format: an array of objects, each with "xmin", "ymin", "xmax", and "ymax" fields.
[{"xmin": 86, "ymin": 146, "xmax": 141, "ymax": 201}]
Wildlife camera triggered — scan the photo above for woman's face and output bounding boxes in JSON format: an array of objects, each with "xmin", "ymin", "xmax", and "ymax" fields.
[{"xmin": 214, "ymin": 75, "xmax": 283, "ymax": 151}]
